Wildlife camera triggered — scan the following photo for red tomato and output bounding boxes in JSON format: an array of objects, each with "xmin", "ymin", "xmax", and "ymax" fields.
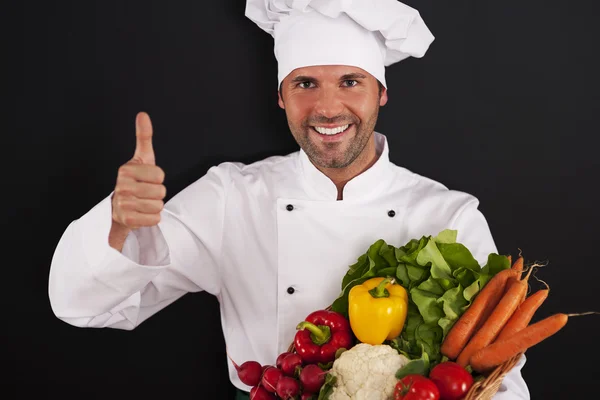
[
  {"xmin": 428, "ymin": 361, "xmax": 474, "ymax": 400},
  {"xmin": 394, "ymin": 374, "xmax": 440, "ymax": 400}
]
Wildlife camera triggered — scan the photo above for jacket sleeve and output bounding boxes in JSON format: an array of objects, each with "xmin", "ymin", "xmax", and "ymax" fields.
[
  {"xmin": 452, "ymin": 200, "xmax": 531, "ymax": 400},
  {"xmin": 48, "ymin": 164, "xmax": 232, "ymax": 330}
]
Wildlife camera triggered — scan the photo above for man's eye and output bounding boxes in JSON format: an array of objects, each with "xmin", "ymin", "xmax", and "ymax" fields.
[
  {"xmin": 343, "ymin": 80, "xmax": 358, "ymax": 87},
  {"xmin": 298, "ymin": 81, "xmax": 314, "ymax": 89}
]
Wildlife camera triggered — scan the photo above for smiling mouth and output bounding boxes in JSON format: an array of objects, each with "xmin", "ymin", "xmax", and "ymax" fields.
[{"xmin": 311, "ymin": 124, "xmax": 351, "ymax": 136}]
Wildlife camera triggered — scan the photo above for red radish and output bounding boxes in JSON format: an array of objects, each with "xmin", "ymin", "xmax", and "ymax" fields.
[
  {"xmin": 261, "ymin": 366, "xmax": 283, "ymax": 393},
  {"xmin": 301, "ymin": 394, "xmax": 315, "ymax": 400},
  {"xmin": 227, "ymin": 354, "xmax": 262, "ymax": 387},
  {"xmin": 276, "ymin": 376, "xmax": 301, "ymax": 399},
  {"xmin": 299, "ymin": 364, "xmax": 326, "ymax": 394},
  {"xmin": 276, "ymin": 352, "xmax": 293, "ymax": 368},
  {"xmin": 280, "ymin": 353, "xmax": 303, "ymax": 376},
  {"xmin": 249, "ymin": 385, "xmax": 275, "ymax": 400}
]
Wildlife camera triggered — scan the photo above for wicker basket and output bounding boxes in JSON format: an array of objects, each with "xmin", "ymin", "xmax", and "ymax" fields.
[{"xmin": 463, "ymin": 352, "xmax": 524, "ymax": 400}]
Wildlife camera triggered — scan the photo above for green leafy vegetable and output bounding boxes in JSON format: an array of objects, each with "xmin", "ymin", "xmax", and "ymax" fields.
[
  {"xmin": 417, "ymin": 238, "xmax": 454, "ymax": 283},
  {"xmin": 395, "ymin": 346, "xmax": 430, "ymax": 379},
  {"xmin": 317, "ymin": 373, "xmax": 337, "ymax": 400}
]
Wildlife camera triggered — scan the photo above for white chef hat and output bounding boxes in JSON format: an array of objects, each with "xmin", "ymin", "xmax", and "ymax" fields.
[{"xmin": 245, "ymin": 0, "xmax": 435, "ymax": 89}]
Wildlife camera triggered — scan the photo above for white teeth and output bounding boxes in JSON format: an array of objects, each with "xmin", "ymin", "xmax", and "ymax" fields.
[{"xmin": 314, "ymin": 124, "xmax": 349, "ymax": 135}]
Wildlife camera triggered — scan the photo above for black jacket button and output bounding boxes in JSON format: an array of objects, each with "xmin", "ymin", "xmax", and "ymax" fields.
[
  {"xmin": 286, "ymin": 204, "xmax": 294, "ymax": 211},
  {"xmin": 287, "ymin": 287, "xmax": 295, "ymax": 294},
  {"xmin": 388, "ymin": 210, "xmax": 396, "ymax": 217}
]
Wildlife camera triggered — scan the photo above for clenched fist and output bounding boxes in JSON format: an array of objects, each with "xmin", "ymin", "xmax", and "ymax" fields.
[{"xmin": 109, "ymin": 112, "xmax": 166, "ymax": 251}]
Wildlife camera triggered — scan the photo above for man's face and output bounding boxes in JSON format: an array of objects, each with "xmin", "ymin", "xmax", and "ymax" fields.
[{"xmin": 278, "ymin": 65, "xmax": 388, "ymax": 169}]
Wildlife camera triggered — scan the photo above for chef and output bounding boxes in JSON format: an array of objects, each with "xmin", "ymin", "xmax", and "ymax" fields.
[{"xmin": 48, "ymin": 0, "xmax": 530, "ymax": 399}]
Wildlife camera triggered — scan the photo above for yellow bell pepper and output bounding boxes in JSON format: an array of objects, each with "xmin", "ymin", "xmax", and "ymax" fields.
[{"xmin": 348, "ymin": 277, "xmax": 408, "ymax": 345}]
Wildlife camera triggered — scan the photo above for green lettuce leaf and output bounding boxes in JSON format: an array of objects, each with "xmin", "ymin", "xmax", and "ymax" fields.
[
  {"xmin": 396, "ymin": 237, "xmax": 428, "ymax": 267},
  {"xmin": 341, "ymin": 254, "xmax": 372, "ymax": 290},
  {"xmin": 367, "ymin": 239, "xmax": 389, "ymax": 268},
  {"xmin": 330, "ymin": 276, "xmax": 369, "ymax": 316},
  {"xmin": 317, "ymin": 373, "xmax": 337, "ymax": 400},
  {"xmin": 380, "ymin": 245, "xmax": 399, "ymax": 268},
  {"xmin": 481, "ymin": 253, "xmax": 511, "ymax": 276},
  {"xmin": 415, "ymin": 322, "xmax": 443, "ymax": 361},
  {"xmin": 437, "ymin": 284, "xmax": 470, "ymax": 337},
  {"xmin": 417, "ymin": 239, "xmax": 454, "ymax": 282},
  {"xmin": 406, "ymin": 264, "xmax": 428, "ymax": 285},
  {"xmin": 395, "ymin": 263, "xmax": 411, "ymax": 287},
  {"xmin": 417, "ymin": 276, "xmax": 445, "ymax": 297},
  {"xmin": 434, "ymin": 229, "xmax": 457, "ymax": 244},
  {"xmin": 463, "ymin": 278, "xmax": 483, "ymax": 302},
  {"xmin": 453, "ymin": 267, "xmax": 476, "ymax": 289},
  {"xmin": 437, "ymin": 243, "xmax": 481, "ymax": 272},
  {"xmin": 395, "ymin": 347, "xmax": 430, "ymax": 379},
  {"xmin": 411, "ymin": 288, "xmax": 444, "ymax": 325},
  {"xmin": 393, "ymin": 303, "xmax": 425, "ymax": 359}
]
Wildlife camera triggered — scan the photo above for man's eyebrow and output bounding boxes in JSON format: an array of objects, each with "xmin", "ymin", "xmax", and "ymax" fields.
[
  {"xmin": 340, "ymin": 73, "xmax": 367, "ymax": 80},
  {"xmin": 291, "ymin": 75, "xmax": 318, "ymax": 83}
]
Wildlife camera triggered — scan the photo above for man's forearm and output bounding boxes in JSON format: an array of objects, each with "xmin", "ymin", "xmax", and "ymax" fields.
[{"xmin": 109, "ymin": 222, "xmax": 130, "ymax": 252}]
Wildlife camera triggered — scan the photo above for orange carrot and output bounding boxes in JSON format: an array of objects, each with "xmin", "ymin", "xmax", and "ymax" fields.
[
  {"xmin": 504, "ymin": 275, "xmax": 523, "ymax": 302},
  {"xmin": 511, "ymin": 256, "xmax": 524, "ymax": 273},
  {"xmin": 504, "ymin": 276, "xmax": 528, "ymax": 306},
  {"xmin": 456, "ymin": 267, "xmax": 533, "ymax": 367},
  {"xmin": 441, "ymin": 268, "xmax": 517, "ymax": 360},
  {"xmin": 496, "ymin": 264, "xmax": 550, "ymax": 341},
  {"xmin": 503, "ymin": 257, "xmax": 525, "ymax": 300},
  {"xmin": 474, "ymin": 268, "xmax": 524, "ymax": 332},
  {"xmin": 481, "ymin": 257, "xmax": 524, "ymax": 326},
  {"xmin": 470, "ymin": 313, "xmax": 568, "ymax": 373},
  {"xmin": 495, "ymin": 288, "xmax": 549, "ymax": 342}
]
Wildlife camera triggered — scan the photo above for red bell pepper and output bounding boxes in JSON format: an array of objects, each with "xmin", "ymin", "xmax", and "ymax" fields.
[{"xmin": 294, "ymin": 309, "xmax": 353, "ymax": 364}]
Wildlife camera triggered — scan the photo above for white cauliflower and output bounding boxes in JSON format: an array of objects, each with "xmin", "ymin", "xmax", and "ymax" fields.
[{"xmin": 328, "ymin": 343, "xmax": 410, "ymax": 400}]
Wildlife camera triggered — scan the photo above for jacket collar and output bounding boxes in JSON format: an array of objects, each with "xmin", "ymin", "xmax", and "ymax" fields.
[{"xmin": 297, "ymin": 132, "xmax": 394, "ymax": 201}]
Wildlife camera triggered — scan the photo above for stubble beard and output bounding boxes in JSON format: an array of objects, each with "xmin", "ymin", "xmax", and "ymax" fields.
[{"xmin": 289, "ymin": 104, "xmax": 380, "ymax": 169}]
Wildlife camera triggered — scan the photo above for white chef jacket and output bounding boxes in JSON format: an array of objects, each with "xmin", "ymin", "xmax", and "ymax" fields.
[{"xmin": 48, "ymin": 132, "xmax": 530, "ymax": 399}]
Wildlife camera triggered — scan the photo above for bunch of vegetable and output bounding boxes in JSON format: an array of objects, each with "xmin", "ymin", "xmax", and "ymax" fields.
[
  {"xmin": 231, "ymin": 229, "xmax": 592, "ymax": 399},
  {"xmin": 330, "ymin": 229, "xmax": 514, "ymax": 368}
]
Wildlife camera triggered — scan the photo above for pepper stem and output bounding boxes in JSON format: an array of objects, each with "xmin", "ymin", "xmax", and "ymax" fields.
[
  {"xmin": 369, "ymin": 277, "xmax": 394, "ymax": 298},
  {"xmin": 296, "ymin": 321, "xmax": 331, "ymax": 346}
]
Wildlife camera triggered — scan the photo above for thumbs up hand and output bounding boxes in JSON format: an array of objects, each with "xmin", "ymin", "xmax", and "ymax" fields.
[{"xmin": 109, "ymin": 112, "xmax": 166, "ymax": 249}]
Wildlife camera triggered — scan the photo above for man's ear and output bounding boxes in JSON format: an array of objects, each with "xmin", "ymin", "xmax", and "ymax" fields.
[
  {"xmin": 379, "ymin": 86, "xmax": 388, "ymax": 107},
  {"xmin": 278, "ymin": 89, "xmax": 285, "ymax": 109}
]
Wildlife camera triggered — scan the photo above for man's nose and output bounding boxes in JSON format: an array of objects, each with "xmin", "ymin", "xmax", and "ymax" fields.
[{"xmin": 314, "ymin": 88, "xmax": 345, "ymax": 118}]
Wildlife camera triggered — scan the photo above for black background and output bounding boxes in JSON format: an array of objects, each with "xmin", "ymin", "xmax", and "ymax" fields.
[{"xmin": 4, "ymin": 1, "xmax": 599, "ymax": 398}]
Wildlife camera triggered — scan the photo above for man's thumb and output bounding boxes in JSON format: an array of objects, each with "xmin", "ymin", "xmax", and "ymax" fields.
[{"xmin": 134, "ymin": 111, "xmax": 155, "ymax": 165}]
